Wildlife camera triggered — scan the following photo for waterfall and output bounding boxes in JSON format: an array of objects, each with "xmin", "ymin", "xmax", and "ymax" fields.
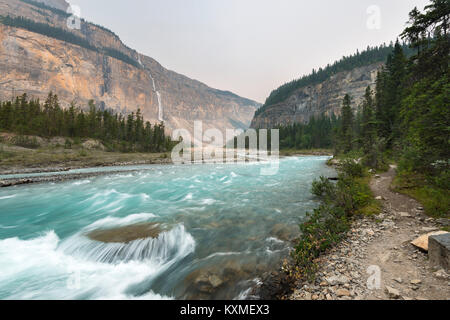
[
  {"xmin": 139, "ymin": 54, "xmax": 164, "ymax": 122},
  {"xmin": 150, "ymin": 75, "xmax": 156, "ymax": 91},
  {"xmin": 156, "ymin": 92, "xmax": 163, "ymax": 122}
]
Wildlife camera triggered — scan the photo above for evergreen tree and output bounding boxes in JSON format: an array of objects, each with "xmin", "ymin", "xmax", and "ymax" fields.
[
  {"xmin": 361, "ymin": 86, "xmax": 376, "ymax": 154},
  {"xmin": 375, "ymin": 41, "xmax": 407, "ymax": 147},
  {"xmin": 0, "ymin": 93, "xmax": 175, "ymax": 153},
  {"xmin": 339, "ymin": 94, "xmax": 354, "ymax": 154}
]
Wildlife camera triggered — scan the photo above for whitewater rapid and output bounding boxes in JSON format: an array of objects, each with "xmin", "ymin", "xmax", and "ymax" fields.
[{"xmin": 0, "ymin": 213, "xmax": 194, "ymax": 300}]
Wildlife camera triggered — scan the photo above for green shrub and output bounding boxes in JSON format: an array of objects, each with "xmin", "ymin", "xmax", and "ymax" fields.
[
  {"xmin": 292, "ymin": 205, "xmax": 350, "ymax": 279},
  {"xmin": 78, "ymin": 149, "xmax": 88, "ymax": 157},
  {"xmin": 340, "ymin": 159, "xmax": 364, "ymax": 178},
  {"xmin": 398, "ymin": 146, "xmax": 423, "ymax": 173},
  {"xmin": 311, "ymin": 176, "xmax": 336, "ymax": 199},
  {"xmin": 13, "ymin": 136, "xmax": 40, "ymax": 149},
  {"xmin": 433, "ymin": 169, "xmax": 450, "ymax": 190},
  {"xmin": 393, "ymin": 171, "xmax": 450, "ymax": 218},
  {"xmin": 334, "ymin": 176, "xmax": 372, "ymax": 214},
  {"xmin": 361, "ymin": 138, "xmax": 389, "ymax": 171},
  {"xmin": 292, "ymin": 157, "xmax": 377, "ymax": 280},
  {"xmin": 103, "ymin": 141, "xmax": 116, "ymax": 153},
  {"xmin": 72, "ymin": 137, "xmax": 82, "ymax": 146},
  {"xmin": 64, "ymin": 139, "xmax": 72, "ymax": 149}
]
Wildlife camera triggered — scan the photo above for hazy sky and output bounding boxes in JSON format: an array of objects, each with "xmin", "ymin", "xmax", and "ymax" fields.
[{"xmin": 68, "ymin": 0, "xmax": 430, "ymax": 103}]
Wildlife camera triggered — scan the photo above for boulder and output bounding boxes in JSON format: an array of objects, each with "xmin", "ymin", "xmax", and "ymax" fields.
[
  {"xmin": 270, "ymin": 224, "xmax": 297, "ymax": 242},
  {"xmin": 428, "ymin": 233, "xmax": 450, "ymax": 271},
  {"xmin": 385, "ymin": 286, "xmax": 401, "ymax": 299},
  {"xmin": 433, "ymin": 269, "xmax": 448, "ymax": 280},
  {"xmin": 325, "ymin": 275, "xmax": 350, "ymax": 286},
  {"xmin": 82, "ymin": 139, "xmax": 105, "ymax": 150},
  {"xmin": 399, "ymin": 212, "xmax": 411, "ymax": 218},
  {"xmin": 411, "ymin": 231, "xmax": 448, "ymax": 252},
  {"xmin": 336, "ymin": 289, "xmax": 351, "ymax": 297},
  {"xmin": 208, "ymin": 274, "xmax": 224, "ymax": 289},
  {"xmin": 87, "ymin": 223, "xmax": 162, "ymax": 243}
]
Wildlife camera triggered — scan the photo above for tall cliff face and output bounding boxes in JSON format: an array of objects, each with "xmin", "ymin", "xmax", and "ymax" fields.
[
  {"xmin": 251, "ymin": 63, "xmax": 382, "ymax": 129},
  {"xmin": 0, "ymin": 0, "xmax": 260, "ymax": 137}
]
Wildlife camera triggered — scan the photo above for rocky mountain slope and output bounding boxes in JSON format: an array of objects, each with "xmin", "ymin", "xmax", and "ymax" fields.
[
  {"xmin": 251, "ymin": 63, "xmax": 382, "ymax": 129},
  {"xmin": 0, "ymin": 0, "xmax": 260, "ymax": 137}
]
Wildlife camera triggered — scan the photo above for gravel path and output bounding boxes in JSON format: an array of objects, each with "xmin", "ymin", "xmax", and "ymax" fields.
[{"xmin": 290, "ymin": 165, "xmax": 449, "ymax": 300}]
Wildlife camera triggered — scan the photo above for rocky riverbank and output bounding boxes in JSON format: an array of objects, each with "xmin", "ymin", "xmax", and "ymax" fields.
[{"xmin": 0, "ymin": 169, "xmax": 146, "ymax": 187}]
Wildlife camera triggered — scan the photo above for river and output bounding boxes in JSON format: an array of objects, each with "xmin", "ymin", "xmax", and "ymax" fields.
[{"xmin": 0, "ymin": 156, "xmax": 334, "ymax": 299}]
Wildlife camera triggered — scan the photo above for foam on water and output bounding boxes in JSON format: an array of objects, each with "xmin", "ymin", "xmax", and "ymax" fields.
[
  {"xmin": 86, "ymin": 213, "xmax": 158, "ymax": 230},
  {"xmin": 60, "ymin": 224, "xmax": 195, "ymax": 264},
  {"xmin": 0, "ymin": 195, "xmax": 16, "ymax": 200},
  {"xmin": 0, "ymin": 224, "xmax": 194, "ymax": 299}
]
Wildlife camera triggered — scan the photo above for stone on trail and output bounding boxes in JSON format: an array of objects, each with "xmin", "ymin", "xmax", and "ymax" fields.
[
  {"xmin": 325, "ymin": 275, "xmax": 350, "ymax": 286},
  {"xmin": 428, "ymin": 233, "xmax": 450, "ymax": 271},
  {"xmin": 421, "ymin": 227, "xmax": 439, "ymax": 232},
  {"xmin": 399, "ymin": 212, "xmax": 411, "ymax": 218},
  {"xmin": 336, "ymin": 289, "xmax": 351, "ymax": 297},
  {"xmin": 433, "ymin": 269, "xmax": 448, "ymax": 280},
  {"xmin": 385, "ymin": 286, "xmax": 401, "ymax": 299},
  {"xmin": 394, "ymin": 278, "xmax": 403, "ymax": 284},
  {"xmin": 411, "ymin": 231, "xmax": 448, "ymax": 252}
]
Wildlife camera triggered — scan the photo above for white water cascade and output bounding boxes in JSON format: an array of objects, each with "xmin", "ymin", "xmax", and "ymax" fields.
[
  {"xmin": 156, "ymin": 92, "xmax": 163, "ymax": 122},
  {"xmin": 139, "ymin": 54, "xmax": 164, "ymax": 122}
]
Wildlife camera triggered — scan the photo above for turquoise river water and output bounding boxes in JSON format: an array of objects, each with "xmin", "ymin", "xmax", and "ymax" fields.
[{"xmin": 0, "ymin": 156, "xmax": 334, "ymax": 300}]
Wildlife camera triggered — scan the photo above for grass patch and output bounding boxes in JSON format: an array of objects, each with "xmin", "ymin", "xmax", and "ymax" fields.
[
  {"xmin": 0, "ymin": 146, "xmax": 15, "ymax": 160},
  {"xmin": 78, "ymin": 149, "xmax": 89, "ymax": 157},
  {"xmin": 355, "ymin": 175, "xmax": 381, "ymax": 216},
  {"xmin": 392, "ymin": 172, "xmax": 449, "ymax": 218},
  {"xmin": 359, "ymin": 199, "xmax": 381, "ymax": 216},
  {"xmin": 12, "ymin": 136, "xmax": 40, "ymax": 149},
  {"xmin": 0, "ymin": 144, "xmax": 171, "ymax": 171}
]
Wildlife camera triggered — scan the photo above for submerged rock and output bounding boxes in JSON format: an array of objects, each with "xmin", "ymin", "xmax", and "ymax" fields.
[
  {"xmin": 193, "ymin": 273, "xmax": 225, "ymax": 293},
  {"xmin": 87, "ymin": 223, "xmax": 163, "ymax": 243},
  {"xmin": 270, "ymin": 224, "xmax": 298, "ymax": 242}
]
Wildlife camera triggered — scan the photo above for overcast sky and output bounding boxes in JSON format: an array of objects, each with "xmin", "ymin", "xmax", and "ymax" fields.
[{"xmin": 67, "ymin": 0, "xmax": 430, "ymax": 103}]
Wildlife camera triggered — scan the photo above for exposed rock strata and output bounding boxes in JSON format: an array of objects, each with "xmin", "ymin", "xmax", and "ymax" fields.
[
  {"xmin": 251, "ymin": 63, "xmax": 382, "ymax": 129},
  {"xmin": 0, "ymin": 0, "xmax": 260, "ymax": 137}
]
